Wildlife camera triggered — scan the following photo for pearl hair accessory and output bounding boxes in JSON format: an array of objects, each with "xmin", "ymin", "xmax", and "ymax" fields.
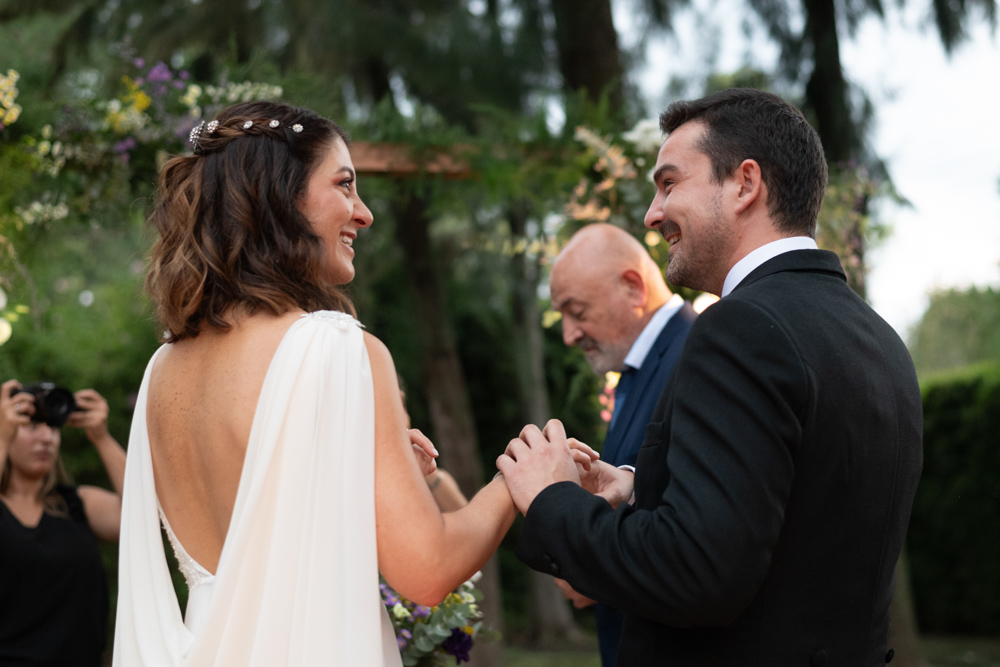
[
  {"xmin": 292, "ymin": 124, "xmax": 303, "ymax": 133},
  {"xmin": 269, "ymin": 120, "xmax": 279, "ymax": 128}
]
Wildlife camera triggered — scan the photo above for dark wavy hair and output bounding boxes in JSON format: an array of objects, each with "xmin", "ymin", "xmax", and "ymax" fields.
[
  {"xmin": 660, "ymin": 88, "xmax": 828, "ymax": 237},
  {"xmin": 146, "ymin": 100, "xmax": 355, "ymax": 342}
]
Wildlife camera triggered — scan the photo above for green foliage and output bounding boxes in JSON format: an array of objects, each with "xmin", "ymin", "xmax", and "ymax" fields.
[
  {"xmin": 908, "ymin": 362, "xmax": 1000, "ymax": 634},
  {"xmin": 909, "ymin": 286, "xmax": 1000, "ymax": 377}
]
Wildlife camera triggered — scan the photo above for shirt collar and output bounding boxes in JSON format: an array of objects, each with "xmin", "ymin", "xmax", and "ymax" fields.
[
  {"xmin": 623, "ymin": 294, "xmax": 685, "ymax": 371},
  {"xmin": 721, "ymin": 237, "xmax": 818, "ymax": 298}
]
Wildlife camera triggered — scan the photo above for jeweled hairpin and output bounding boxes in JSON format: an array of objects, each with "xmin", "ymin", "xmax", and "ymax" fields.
[
  {"xmin": 243, "ymin": 120, "xmax": 253, "ymax": 129},
  {"xmin": 188, "ymin": 120, "xmax": 206, "ymax": 147},
  {"xmin": 189, "ymin": 119, "xmax": 220, "ymax": 152},
  {"xmin": 292, "ymin": 124, "xmax": 303, "ymax": 133},
  {"xmin": 268, "ymin": 119, "xmax": 279, "ymax": 128}
]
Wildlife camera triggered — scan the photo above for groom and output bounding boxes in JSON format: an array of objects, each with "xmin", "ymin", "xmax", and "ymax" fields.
[{"xmin": 498, "ymin": 88, "xmax": 923, "ymax": 666}]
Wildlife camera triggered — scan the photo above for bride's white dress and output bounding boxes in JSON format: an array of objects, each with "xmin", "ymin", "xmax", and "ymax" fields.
[{"xmin": 113, "ymin": 311, "xmax": 402, "ymax": 666}]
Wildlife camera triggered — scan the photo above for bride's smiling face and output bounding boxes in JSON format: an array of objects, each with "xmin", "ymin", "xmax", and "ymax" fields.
[{"xmin": 298, "ymin": 138, "xmax": 374, "ymax": 285}]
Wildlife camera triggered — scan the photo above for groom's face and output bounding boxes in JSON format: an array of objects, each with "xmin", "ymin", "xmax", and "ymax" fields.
[{"xmin": 644, "ymin": 121, "xmax": 736, "ymax": 296}]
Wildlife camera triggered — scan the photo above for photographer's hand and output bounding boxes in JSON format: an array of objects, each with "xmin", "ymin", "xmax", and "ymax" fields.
[
  {"xmin": 0, "ymin": 380, "xmax": 31, "ymax": 477},
  {"xmin": 68, "ymin": 389, "xmax": 126, "ymax": 497},
  {"xmin": 66, "ymin": 389, "xmax": 110, "ymax": 442}
]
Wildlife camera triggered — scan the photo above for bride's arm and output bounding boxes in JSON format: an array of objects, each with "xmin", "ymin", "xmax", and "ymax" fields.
[{"xmin": 366, "ymin": 334, "xmax": 517, "ymax": 606}]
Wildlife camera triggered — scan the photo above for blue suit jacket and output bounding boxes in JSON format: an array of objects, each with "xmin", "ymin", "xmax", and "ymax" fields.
[{"xmin": 595, "ymin": 302, "xmax": 696, "ymax": 666}]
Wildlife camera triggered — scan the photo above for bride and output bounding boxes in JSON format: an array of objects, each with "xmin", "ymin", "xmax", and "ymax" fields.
[{"xmin": 114, "ymin": 101, "xmax": 519, "ymax": 665}]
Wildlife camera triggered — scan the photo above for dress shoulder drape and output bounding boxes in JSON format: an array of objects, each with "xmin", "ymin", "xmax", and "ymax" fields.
[{"xmin": 114, "ymin": 311, "xmax": 401, "ymax": 666}]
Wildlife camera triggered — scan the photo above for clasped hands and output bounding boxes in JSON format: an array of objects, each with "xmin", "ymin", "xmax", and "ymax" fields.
[{"xmin": 497, "ymin": 419, "xmax": 634, "ymax": 515}]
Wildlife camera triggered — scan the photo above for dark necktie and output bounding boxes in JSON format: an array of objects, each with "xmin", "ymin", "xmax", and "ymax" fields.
[{"xmin": 609, "ymin": 366, "xmax": 636, "ymax": 432}]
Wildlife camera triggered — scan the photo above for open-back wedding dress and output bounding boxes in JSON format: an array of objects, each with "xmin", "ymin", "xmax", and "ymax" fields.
[{"xmin": 114, "ymin": 311, "xmax": 402, "ymax": 666}]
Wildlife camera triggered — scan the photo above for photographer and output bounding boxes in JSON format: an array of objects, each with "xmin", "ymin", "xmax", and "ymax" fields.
[{"xmin": 0, "ymin": 379, "xmax": 126, "ymax": 667}]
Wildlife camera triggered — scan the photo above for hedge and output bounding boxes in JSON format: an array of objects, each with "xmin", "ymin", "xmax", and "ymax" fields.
[{"xmin": 908, "ymin": 362, "xmax": 1000, "ymax": 635}]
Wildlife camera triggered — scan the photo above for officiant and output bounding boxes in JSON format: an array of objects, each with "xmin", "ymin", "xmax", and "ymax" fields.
[{"xmin": 546, "ymin": 223, "xmax": 695, "ymax": 666}]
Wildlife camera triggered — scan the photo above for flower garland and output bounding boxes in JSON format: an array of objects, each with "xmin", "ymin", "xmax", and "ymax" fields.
[{"xmin": 380, "ymin": 572, "xmax": 486, "ymax": 666}]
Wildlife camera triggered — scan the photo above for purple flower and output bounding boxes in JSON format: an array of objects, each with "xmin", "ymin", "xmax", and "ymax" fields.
[
  {"xmin": 135, "ymin": 77, "xmax": 144, "ymax": 87},
  {"xmin": 412, "ymin": 606, "xmax": 432, "ymax": 619},
  {"xmin": 173, "ymin": 80, "xmax": 184, "ymax": 89},
  {"xmin": 114, "ymin": 137, "xmax": 137, "ymax": 154},
  {"xmin": 114, "ymin": 137, "xmax": 137, "ymax": 164},
  {"xmin": 148, "ymin": 62, "xmax": 172, "ymax": 83},
  {"xmin": 134, "ymin": 57, "xmax": 145, "ymax": 69},
  {"xmin": 442, "ymin": 628, "xmax": 473, "ymax": 664},
  {"xmin": 180, "ymin": 70, "xmax": 190, "ymax": 80}
]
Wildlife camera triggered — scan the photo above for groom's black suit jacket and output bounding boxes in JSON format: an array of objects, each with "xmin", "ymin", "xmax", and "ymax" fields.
[{"xmin": 517, "ymin": 250, "xmax": 923, "ymax": 667}]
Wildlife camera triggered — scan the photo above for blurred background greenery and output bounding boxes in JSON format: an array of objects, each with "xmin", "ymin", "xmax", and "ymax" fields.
[{"xmin": 1, "ymin": 0, "xmax": 998, "ymax": 664}]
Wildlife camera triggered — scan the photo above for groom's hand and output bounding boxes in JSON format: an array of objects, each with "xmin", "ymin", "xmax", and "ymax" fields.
[{"xmin": 497, "ymin": 420, "xmax": 582, "ymax": 514}]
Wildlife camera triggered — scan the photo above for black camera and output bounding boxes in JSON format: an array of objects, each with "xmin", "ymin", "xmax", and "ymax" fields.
[{"xmin": 13, "ymin": 382, "xmax": 78, "ymax": 428}]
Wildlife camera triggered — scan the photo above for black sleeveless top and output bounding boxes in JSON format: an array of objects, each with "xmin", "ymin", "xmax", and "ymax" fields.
[{"xmin": 0, "ymin": 484, "xmax": 108, "ymax": 667}]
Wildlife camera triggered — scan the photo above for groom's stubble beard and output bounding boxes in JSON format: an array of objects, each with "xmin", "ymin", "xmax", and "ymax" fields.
[{"xmin": 663, "ymin": 190, "xmax": 731, "ymax": 294}]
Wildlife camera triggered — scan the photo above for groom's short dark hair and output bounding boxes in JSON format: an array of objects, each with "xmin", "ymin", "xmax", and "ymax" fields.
[{"xmin": 660, "ymin": 88, "xmax": 828, "ymax": 237}]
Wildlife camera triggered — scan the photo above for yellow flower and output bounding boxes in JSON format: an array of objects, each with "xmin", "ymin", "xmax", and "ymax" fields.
[
  {"xmin": 462, "ymin": 626, "xmax": 475, "ymax": 635},
  {"xmin": 2, "ymin": 104, "xmax": 21, "ymax": 125}
]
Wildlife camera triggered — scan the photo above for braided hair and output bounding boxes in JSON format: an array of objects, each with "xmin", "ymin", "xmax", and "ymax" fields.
[{"xmin": 146, "ymin": 101, "xmax": 355, "ymax": 342}]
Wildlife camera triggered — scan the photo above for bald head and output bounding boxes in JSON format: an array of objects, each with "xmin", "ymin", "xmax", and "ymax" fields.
[{"xmin": 550, "ymin": 224, "xmax": 673, "ymax": 375}]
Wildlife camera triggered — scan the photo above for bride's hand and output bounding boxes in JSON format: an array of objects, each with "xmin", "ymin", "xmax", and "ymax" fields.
[
  {"xmin": 566, "ymin": 437, "xmax": 599, "ymax": 473},
  {"xmin": 408, "ymin": 428, "xmax": 439, "ymax": 477}
]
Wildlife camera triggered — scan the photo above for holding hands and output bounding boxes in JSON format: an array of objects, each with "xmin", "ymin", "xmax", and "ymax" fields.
[{"xmin": 497, "ymin": 419, "xmax": 634, "ymax": 514}]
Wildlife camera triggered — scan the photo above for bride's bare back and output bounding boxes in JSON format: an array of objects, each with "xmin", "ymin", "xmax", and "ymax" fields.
[{"xmin": 147, "ymin": 311, "xmax": 302, "ymax": 574}]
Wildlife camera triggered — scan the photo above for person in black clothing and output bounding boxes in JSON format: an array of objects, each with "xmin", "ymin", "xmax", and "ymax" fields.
[{"xmin": 0, "ymin": 379, "xmax": 126, "ymax": 667}]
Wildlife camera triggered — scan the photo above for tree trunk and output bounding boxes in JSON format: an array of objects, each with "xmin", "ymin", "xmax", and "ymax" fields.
[
  {"xmin": 549, "ymin": 0, "xmax": 625, "ymax": 113},
  {"xmin": 509, "ymin": 205, "xmax": 585, "ymax": 648},
  {"xmin": 802, "ymin": 0, "xmax": 857, "ymax": 165},
  {"xmin": 393, "ymin": 189, "xmax": 505, "ymax": 667}
]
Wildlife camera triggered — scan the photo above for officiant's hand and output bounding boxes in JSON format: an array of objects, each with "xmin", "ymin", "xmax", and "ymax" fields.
[
  {"xmin": 408, "ymin": 428, "xmax": 439, "ymax": 477},
  {"xmin": 497, "ymin": 420, "xmax": 595, "ymax": 514},
  {"xmin": 578, "ymin": 460, "xmax": 634, "ymax": 509}
]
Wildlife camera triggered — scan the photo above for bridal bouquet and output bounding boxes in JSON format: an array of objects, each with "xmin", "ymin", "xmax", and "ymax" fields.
[{"xmin": 380, "ymin": 572, "xmax": 487, "ymax": 666}]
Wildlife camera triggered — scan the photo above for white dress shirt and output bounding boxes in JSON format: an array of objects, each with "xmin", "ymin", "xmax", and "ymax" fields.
[
  {"xmin": 721, "ymin": 237, "xmax": 818, "ymax": 298},
  {"xmin": 622, "ymin": 293, "xmax": 686, "ymax": 372}
]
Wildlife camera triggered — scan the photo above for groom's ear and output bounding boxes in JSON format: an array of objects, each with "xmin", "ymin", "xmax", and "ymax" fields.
[{"xmin": 731, "ymin": 159, "xmax": 765, "ymax": 215}]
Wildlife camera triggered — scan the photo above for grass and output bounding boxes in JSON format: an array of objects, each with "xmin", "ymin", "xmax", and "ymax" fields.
[{"xmin": 502, "ymin": 636, "xmax": 1000, "ymax": 667}]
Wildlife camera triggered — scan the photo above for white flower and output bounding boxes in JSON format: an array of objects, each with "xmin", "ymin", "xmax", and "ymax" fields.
[
  {"xmin": 392, "ymin": 603, "xmax": 412, "ymax": 620},
  {"xmin": 622, "ymin": 118, "xmax": 663, "ymax": 154}
]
